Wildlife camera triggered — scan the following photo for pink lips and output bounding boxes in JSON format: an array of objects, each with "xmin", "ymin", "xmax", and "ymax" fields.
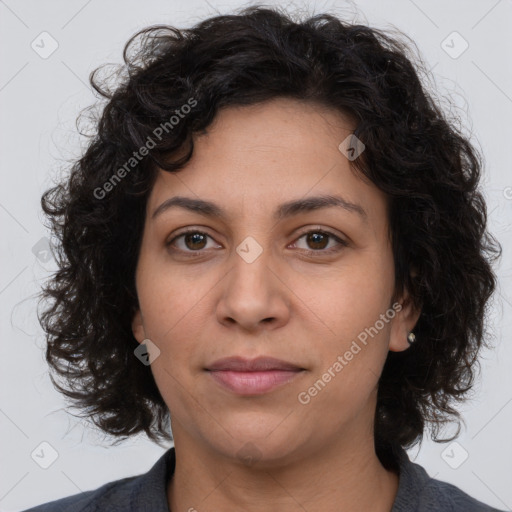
[{"xmin": 206, "ymin": 356, "xmax": 305, "ymax": 395}]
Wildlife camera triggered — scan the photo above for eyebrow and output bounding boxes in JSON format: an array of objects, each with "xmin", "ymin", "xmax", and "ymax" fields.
[{"xmin": 151, "ymin": 194, "xmax": 368, "ymax": 224}]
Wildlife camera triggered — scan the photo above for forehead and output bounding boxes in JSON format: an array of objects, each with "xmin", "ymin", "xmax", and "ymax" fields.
[{"xmin": 147, "ymin": 98, "xmax": 387, "ymax": 226}]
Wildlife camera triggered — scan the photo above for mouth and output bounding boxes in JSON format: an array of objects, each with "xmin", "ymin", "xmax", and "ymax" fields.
[{"xmin": 205, "ymin": 356, "xmax": 306, "ymax": 395}]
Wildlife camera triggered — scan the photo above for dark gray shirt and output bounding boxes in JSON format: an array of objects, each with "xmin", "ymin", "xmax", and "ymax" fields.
[{"xmin": 23, "ymin": 446, "xmax": 506, "ymax": 511}]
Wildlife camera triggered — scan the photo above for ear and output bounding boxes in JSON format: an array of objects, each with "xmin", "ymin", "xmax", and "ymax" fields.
[
  {"xmin": 132, "ymin": 309, "xmax": 146, "ymax": 344},
  {"xmin": 388, "ymin": 287, "xmax": 422, "ymax": 353}
]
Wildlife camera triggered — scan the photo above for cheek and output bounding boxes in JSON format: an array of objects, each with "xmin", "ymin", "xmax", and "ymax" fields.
[
  {"xmin": 300, "ymin": 259, "xmax": 394, "ymax": 341},
  {"xmin": 137, "ymin": 277, "xmax": 212, "ymax": 414},
  {"xmin": 296, "ymin": 261, "xmax": 394, "ymax": 402},
  {"xmin": 137, "ymin": 252, "xmax": 217, "ymax": 339}
]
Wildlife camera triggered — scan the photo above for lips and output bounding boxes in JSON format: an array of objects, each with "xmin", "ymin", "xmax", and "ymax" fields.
[
  {"xmin": 206, "ymin": 356, "xmax": 305, "ymax": 395},
  {"xmin": 206, "ymin": 356, "xmax": 304, "ymax": 372}
]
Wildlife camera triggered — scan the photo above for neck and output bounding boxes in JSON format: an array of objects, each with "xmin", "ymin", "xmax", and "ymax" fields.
[{"xmin": 167, "ymin": 427, "xmax": 399, "ymax": 512}]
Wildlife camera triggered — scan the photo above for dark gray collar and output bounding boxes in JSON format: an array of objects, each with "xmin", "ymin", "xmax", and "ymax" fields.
[{"xmin": 134, "ymin": 445, "xmax": 500, "ymax": 512}]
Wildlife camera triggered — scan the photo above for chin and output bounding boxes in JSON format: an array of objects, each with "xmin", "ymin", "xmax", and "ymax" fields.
[{"xmin": 207, "ymin": 423, "xmax": 307, "ymax": 467}]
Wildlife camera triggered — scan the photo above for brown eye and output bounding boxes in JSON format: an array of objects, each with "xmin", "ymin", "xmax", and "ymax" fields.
[
  {"xmin": 305, "ymin": 232, "xmax": 329, "ymax": 250},
  {"xmin": 166, "ymin": 229, "xmax": 221, "ymax": 256},
  {"xmin": 291, "ymin": 229, "xmax": 348, "ymax": 256},
  {"xmin": 183, "ymin": 232, "xmax": 208, "ymax": 250}
]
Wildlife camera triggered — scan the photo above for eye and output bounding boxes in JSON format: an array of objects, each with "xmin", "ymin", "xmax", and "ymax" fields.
[
  {"xmin": 166, "ymin": 227, "xmax": 348, "ymax": 258},
  {"xmin": 166, "ymin": 229, "xmax": 221, "ymax": 256},
  {"xmin": 290, "ymin": 229, "xmax": 348, "ymax": 257}
]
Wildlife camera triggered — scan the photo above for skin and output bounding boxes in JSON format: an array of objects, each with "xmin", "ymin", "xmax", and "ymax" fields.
[{"xmin": 132, "ymin": 97, "xmax": 421, "ymax": 512}]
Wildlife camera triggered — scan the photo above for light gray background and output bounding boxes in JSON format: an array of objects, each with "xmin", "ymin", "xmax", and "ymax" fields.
[{"xmin": 1, "ymin": 0, "xmax": 511, "ymax": 510}]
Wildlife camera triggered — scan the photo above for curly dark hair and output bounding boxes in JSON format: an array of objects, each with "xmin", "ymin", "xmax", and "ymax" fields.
[{"xmin": 39, "ymin": 5, "xmax": 502, "ymax": 470}]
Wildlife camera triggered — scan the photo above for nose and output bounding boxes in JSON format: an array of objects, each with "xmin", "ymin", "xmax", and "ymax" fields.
[{"xmin": 216, "ymin": 243, "xmax": 291, "ymax": 333}]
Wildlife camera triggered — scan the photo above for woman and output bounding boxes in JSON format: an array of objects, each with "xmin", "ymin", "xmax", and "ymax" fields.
[{"xmin": 26, "ymin": 5, "xmax": 505, "ymax": 511}]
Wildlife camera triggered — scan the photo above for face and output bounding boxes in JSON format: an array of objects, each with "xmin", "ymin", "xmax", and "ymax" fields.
[{"xmin": 132, "ymin": 97, "xmax": 419, "ymax": 465}]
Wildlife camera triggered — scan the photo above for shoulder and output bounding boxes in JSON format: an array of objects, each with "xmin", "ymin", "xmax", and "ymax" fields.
[
  {"xmin": 418, "ymin": 475, "xmax": 505, "ymax": 511},
  {"xmin": 20, "ymin": 475, "xmax": 140, "ymax": 512},
  {"xmin": 21, "ymin": 447, "xmax": 175, "ymax": 512},
  {"xmin": 393, "ymin": 448, "xmax": 506, "ymax": 512}
]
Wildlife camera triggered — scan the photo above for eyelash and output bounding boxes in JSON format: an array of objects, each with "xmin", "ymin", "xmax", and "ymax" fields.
[{"xmin": 166, "ymin": 228, "xmax": 348, "ymax": 258}]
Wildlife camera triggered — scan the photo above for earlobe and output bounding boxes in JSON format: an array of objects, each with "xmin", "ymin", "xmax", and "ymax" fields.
[
  {"xmin": 131, "ymin": 309, "xmax": 146, "ymax": 344},
  {"xmin": 388, "ymin": 293, "xmax": 422, "ymax": 353}
]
